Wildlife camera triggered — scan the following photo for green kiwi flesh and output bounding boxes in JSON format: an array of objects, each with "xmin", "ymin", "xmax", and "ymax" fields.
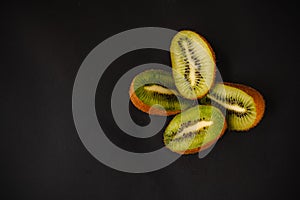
[
  {"xmin": 163, "ymin": 105, "xmax": 226, "ymax": 154},
  {"xmin": 200, "ymin": 83, "xmax": 265, "ymax": 131},
  {"xmin": 170, "ymin": 30, "xmax": 216, "ymax": 99},
  {"xmin": 129, "ymin": 69, "xmax": 195, "ymax": 116}
]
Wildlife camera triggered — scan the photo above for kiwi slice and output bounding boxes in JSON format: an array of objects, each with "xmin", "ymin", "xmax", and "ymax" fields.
[
  {"xmin": 129, "ymin": 69, "xmax": 195, "ymax": 116},
  {"xmin": 201, "ymin": 83, "xmax": 265, "ymax": 131},
  {"xmin": 170, "ymin": 30, "xmax": 216, "ymax": 100},
  {"xmin": 163, "ymin": 105, "xmax": 227, "ymax": 154}
]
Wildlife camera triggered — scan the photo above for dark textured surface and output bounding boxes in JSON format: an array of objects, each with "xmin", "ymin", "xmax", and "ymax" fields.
[{"xmin": 1, "ymin": 1, "xmax": 299, "ymax": 199}]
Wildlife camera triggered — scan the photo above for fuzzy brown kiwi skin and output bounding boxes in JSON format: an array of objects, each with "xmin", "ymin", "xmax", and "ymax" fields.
[
  {"xmin": 224, "ymin": 82, "xmax": 265, "ymax": 131},
  {"xmin": 195, "ymin": 32, "xmax": 216, "ymax": 61},
  {"xmin": 199, "ymin": 33, "xmax": 217, "ymax": 100},
  {"xmin": 178, "ymin": 29, "xmax": 216, "ymax": 60},
  {"xmin": 166, "ymin": 120, "xmax": 227, "ymax": 155},
  {"xmin": 129, "ymin": 80, "xmax": 181, "ymax": 116},
  {"xmin": 171, "ymin": 30, "xmax": 217, "ymax": 100},
  {"xmin": 200, "ymin": 33, "xmax": 217, "ymax": 100}
]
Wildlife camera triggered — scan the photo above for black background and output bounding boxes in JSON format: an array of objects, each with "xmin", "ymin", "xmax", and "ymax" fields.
[{"xmin": 2, "ymin": 1, "xmax": 299, "ymax": 200}]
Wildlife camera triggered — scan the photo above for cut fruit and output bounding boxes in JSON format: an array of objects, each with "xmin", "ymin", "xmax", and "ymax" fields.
[
  {"xmin": 170, "ymin": 30, "xmax": 216, "ymax": 100},
  {"xmin": 163, "ymin": 105, "xmax": 227, "ymax": 154},
  {"xmin": 201, "ymin": 82, "xmax": 265, "ymax": 131},
  {"xmin": 129, "ymin": 69, "xmax": 196, "ymax": 116}
]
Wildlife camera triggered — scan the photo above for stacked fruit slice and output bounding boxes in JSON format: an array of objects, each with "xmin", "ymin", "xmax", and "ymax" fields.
[
  {"xmin": 129, "ymin": 30, "xmax": 265, "ymax": 155},
  {"xmin": 129, "ymin": 69, "xmax": 196, "ymax": 116}
]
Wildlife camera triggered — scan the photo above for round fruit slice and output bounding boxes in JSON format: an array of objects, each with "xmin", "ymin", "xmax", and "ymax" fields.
[
  {"xmin": 170, "ymin": 30, "xmax": 216, "ymax": 100},
  {"xmin": 203, "ymin": 83, "xmax": 265, "ymax": 131},
  {"xmin": 129, "ymin": 69, "xmax": 195, "ymax": 116},
  {"xmin": 163, "ymin": 105, "xmax": 227, "ymax": 154}
]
